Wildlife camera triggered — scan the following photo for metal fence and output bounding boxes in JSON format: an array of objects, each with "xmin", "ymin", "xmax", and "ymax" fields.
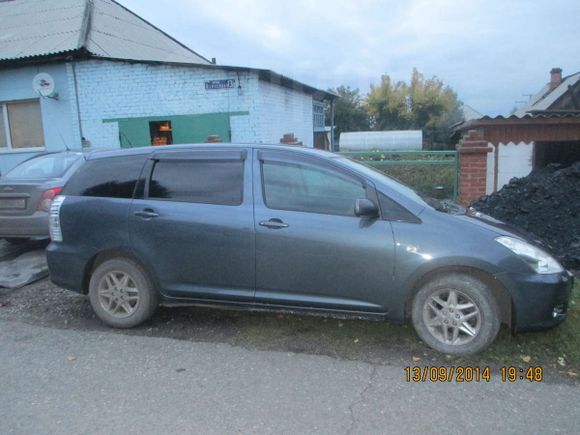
[{"xmin": 338, "ymin": 150, "xmax": 459, "ymax": 200}]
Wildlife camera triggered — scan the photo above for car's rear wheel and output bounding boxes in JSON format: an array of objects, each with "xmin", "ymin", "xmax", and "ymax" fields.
[
  {"xmin": 411, "ymin": 273, "xmax": 501, "ymax": 355},
  {"xmin": 88, "ymin": 258, "xmax": 158, "ymax": 328}
]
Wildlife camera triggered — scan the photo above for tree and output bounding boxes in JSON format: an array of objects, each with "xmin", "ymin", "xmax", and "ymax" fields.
[
  {"xmin": 366, "ymin": 69, "xmax": 463, "ymax": 148},
  {"xmin": 326, "ymin": 86, "xmax": 369, "ymax": 142}
]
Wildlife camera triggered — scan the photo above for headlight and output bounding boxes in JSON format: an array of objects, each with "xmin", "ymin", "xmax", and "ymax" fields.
[{"xmin": 495, "ymin": 236, "xmax": 564, "ymax": 274}]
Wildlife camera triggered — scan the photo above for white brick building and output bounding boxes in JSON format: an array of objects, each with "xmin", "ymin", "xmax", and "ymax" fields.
[{"xmin": 0, "ymin": 0, "xmax": 335, "ymax": 174}]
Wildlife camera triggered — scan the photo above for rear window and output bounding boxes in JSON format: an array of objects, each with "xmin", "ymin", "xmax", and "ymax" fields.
[
  {"xmin": 4, "ymin": 153, "xmax": 81, "ymax": 179},
  {"xmin": 149, "ymin": 160, "xmax": 243, "ymax": 206},
  {"xmin": 63, "ymin": 155, "xmax": 146, "ymax": 199}
]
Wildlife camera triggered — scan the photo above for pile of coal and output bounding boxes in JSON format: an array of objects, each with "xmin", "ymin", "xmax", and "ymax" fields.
[{"xmin": 471, "ymin": 162, "xmax": 580, "ymax": 271}]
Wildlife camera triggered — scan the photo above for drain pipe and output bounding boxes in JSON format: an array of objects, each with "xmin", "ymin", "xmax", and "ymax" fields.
[{"xmin": 69, "ymin": 59, "xmax": 86, "ymax": 147}]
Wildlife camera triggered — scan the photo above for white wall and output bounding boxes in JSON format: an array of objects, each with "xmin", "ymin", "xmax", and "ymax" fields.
[
  {"xmin": 0, "ymin": 64, "xmax": 78, "ymax": 174},
  {"xmin": 496, "ymin": 141, "xmax": 534, "ymax": 189},
  {"xmin": 73, "ymin": 60, "xmax": 314, "ymax": 148},
  {"xmin": 255, "ymin": 79, "xmax": 314, "ymax": 147}
]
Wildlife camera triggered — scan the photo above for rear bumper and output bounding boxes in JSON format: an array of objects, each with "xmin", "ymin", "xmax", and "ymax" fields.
[
  {"xmin": 0, "ymin": 212, "xmax": 49, "ymax": 238},
  {"xmin": 46, "ymin": 242, "xmax": 94, "ymax": 294},
  {"xmin": 496, "ymin": 269, "xmax": 574, "ymax": 332}
]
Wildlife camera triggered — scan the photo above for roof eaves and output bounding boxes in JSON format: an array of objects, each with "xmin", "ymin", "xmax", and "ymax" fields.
[
  {"xmin": 0, "ymin": 47, "xmax": 91, "ymax": 68},
  {"xmin": 76, "ymin": 57, "xmax": 336, "ymax": 100},
  {"xmin": 453, "ymin": 112, "xmax": 580, "ymax": 131},
  {"xmin": 218, "ymin": 65, "xmax": 337, "ymax": 100}
]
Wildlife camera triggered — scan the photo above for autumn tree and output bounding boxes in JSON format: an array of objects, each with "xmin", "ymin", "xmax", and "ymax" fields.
[{"xmin": 366, "ymin": 69, "xmax": 463, "ymax": 148}]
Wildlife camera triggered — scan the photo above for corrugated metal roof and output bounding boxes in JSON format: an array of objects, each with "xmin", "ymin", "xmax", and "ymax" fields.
[
  {"xmin": 0, "ymin": 0, "xmax": 336, "ymax": 100},
  {"xmin": 513, "ymin": 73, "xmax": 580, "ymax": 117},
  {"xmin": 453, "ymin": 112, "xmax": 580, "ymax": 134},
  {"xmin": 0, "ymin": 0, "xmax": 211, "ymax": 64},
  {"xmin": 478, "ymin": 112, "xmax": 580, "ymax": 121}
]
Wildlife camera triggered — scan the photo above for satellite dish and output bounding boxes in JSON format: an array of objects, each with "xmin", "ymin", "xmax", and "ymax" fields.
[{"xmin": 32, "ymin": 72, "xmax": 58, "ymax": 99}]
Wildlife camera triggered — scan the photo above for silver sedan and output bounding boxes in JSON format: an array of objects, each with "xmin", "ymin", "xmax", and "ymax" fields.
[{"xmin": 0, "ymin": 152, "xmax": 85, "ymax": 243}]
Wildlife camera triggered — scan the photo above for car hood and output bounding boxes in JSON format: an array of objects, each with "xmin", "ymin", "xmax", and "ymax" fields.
[{"xmin": 452, "ymin": 208, "xmax": 556, "ymax": 255}]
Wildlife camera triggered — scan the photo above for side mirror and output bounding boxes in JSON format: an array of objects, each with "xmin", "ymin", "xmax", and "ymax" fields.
[{"xmin": 355, "ymin": 198, "xmax": 379, "ymax": 218}]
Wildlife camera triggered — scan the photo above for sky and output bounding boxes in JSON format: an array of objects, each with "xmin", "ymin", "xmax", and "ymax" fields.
[{"xmin": 121, "ymin": 0, "xmax": 580, "ymax": 116}]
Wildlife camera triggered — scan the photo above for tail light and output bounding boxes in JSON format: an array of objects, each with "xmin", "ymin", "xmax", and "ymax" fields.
[
  {"xmin": 49, "ymin": 195, "xmax": 66, "ymax": 242},
  {"xmin": 37, "ymin": 187, "xmax": 62, "ymax": 212}
]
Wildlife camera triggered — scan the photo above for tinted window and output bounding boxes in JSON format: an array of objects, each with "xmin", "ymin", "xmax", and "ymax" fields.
[
  {"xmin": 63, "ymin": 156, "xmax": 146, "ymax": 198},
  {"xmin": 262, "ymin": 160, "xmax": 366, "ymax": 216},
  {"xmin": 149, "ymin": 160, "xmax": 243, "ymax": 206},
  {"xmin": 378, "ymin": 192, "xmax": 420, "ymax": 223},
  {"xmin": 5, "ymin": 153, "xmax": 81, "ymax": 179}
]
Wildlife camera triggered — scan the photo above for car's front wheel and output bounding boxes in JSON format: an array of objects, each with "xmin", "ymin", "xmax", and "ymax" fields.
[
  {"xmin": 88, "ymin": 258, "xmax": 158, "ymax": 328},
  {"xmin": 411, "ymin": 273, "xmax": 501, "ymax": 355}
]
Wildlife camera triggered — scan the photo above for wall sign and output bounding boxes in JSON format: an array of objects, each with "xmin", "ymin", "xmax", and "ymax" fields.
[{"xmin": 205, "ymin": 79, "xmax": 236, "ymax": 90}]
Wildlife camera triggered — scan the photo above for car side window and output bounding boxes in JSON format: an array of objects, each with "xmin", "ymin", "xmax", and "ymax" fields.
[
  {"xmin": 63, "ymin": 156, "xmax": 146, "ymax": 199},
  {"xmin": 149, "ymin": 159, "xmax": 243, "ymax": 206},
  {"xmin": 378, "ymin": 192, "xmax": 421, "ymax": 223},
  {"xmin": 261, "ymin": 159, "xmax": 366, "ymax": 216}
]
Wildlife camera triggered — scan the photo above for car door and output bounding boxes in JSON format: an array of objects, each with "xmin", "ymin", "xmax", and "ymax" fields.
[
  {"xmin": 129, "ymin": 148, "xmax": 255, "ymax": 302},
  {"xmin": 253, "ymin": 149, "xmax": 396, "ymax": 313}
]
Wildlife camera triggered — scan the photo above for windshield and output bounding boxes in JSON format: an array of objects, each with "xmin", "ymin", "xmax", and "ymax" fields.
[{"xmin": 4, "ymin": 153, "xmax": 81, "ymax": 180}]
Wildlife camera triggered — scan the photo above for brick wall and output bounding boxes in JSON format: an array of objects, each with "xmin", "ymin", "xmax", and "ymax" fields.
[
  {"xmin": 457, "ymin": 129, "xmax": 492, "ymax": 205},
  {"xmin": 69, "ymin": 60, "xmax": 314, "ymax": 148}
]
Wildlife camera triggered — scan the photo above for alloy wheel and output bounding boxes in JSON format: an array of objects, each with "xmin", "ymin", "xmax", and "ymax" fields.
[
  {"xmin": 422, "ymin": 288, "xmax": 481, "ymax": 346},
  {"xmin": 97, "ymin": 271, "xmax": 140, "ymax": 318}
]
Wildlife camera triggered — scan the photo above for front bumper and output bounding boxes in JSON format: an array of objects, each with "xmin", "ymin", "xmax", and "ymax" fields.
[
  {"xmin": 0, "ymin": 212, "xmax": 49, "ymax": 238},
  {"xmin": 495, "ymin": 269, "xmax": 574, "ymax": 332}
]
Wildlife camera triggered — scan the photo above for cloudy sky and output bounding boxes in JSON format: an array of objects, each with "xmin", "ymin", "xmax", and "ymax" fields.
[{"xmin": 122, "ymin": 0, "xmax": 580, "ymax": 116}]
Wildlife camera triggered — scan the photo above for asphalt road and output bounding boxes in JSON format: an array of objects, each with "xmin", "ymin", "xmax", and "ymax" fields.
[{"xmin": 1, "ymin": 317, "xmax": 579, "ymax": 435}]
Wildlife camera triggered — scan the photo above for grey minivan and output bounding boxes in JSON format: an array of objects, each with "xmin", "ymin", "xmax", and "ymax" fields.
[{"xmin": 46, "ymin": 144, "xmax": 573, "ymax": 354}]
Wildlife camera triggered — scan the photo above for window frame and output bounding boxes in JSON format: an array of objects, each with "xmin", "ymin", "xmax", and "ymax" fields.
[
  {"xmin": 258, "ymin": 151, "xmax": 378, "ymax": 217},
  {"xmin": 143, "ymin": 149, "xmax": 247, "ymax": 206},
  {"xmin": 0, "ymin": 99, "xmax": 46, "ymax": 153}
]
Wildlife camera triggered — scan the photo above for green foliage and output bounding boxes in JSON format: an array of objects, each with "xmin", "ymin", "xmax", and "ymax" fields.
[
  {"xmin": 367, "ymin": 68, "xmax": 462, "ymax": 132},
  {"xmin": 327, "ymin": 69, "xmax": 464, "ymax": 148},
  {"xmin": 325, "ymin": 86, "xmax": 369, "ymax": 141}
]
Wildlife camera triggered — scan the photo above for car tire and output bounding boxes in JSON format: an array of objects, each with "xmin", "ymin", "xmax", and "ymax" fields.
[
  {"xmin": 88, "ymin": 257, "xmax": 158, "ymax": 328},
  {"xmin": 411, "ymin": 273, "xmax": 501, "ymax": 355}
]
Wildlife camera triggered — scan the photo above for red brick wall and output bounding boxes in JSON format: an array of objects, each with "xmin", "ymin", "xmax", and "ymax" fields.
[{"xmin": 457, "ymin": 130, "xmax": 492, "ymax": 205}]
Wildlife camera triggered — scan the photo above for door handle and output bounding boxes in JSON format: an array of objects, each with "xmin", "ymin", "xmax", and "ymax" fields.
[
  {"xmin": 259, "ymin": 218, "xmax": 289, "ymax": 229},
  {"xmin": 134, "ymin": 209, "xmax": 159, "ymax": 219}
]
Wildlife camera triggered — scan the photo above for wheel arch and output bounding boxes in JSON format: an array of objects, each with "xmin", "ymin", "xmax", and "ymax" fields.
[
  {"xmin": 404, "ymin": 265, "xmax": 513, "ymax": 327},
  {"xmin": 81, "ymin": 248, "xmax": 157, "ymax": 295}
]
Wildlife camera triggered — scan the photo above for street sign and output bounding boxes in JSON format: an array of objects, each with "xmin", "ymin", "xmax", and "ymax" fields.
[{"xmin": 205, "ymin": 79, "xmax": 236, "ymax": 90}]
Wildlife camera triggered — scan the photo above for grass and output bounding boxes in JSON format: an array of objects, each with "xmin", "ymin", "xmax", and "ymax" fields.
[
  {"xmin": 378, "ymin": 165, "xmax": 455, "ymax": 198},
  {"xmin": 346, "ymin": 152, "xmax": 457, "ymax": 199}
]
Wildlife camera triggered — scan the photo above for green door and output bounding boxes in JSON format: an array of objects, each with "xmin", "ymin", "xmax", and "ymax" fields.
[{"xmin": 104, "ymin": 112, "xmax": 247, "ymax": 148}]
